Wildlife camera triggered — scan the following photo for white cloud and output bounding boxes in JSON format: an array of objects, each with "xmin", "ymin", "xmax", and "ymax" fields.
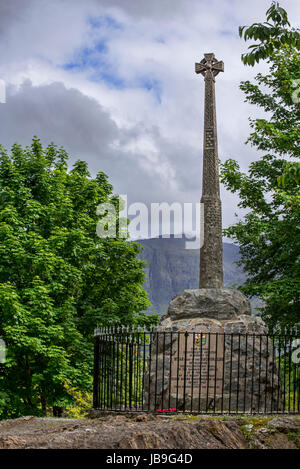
[{"xmin": 0, "ymin": 0, "xmax": 299, "ymax": 236}]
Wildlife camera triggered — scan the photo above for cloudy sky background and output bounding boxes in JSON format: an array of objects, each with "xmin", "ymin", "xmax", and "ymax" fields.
[{"xmin": 0, "ymin": 0, "xmax": 299, "ymax": 239}]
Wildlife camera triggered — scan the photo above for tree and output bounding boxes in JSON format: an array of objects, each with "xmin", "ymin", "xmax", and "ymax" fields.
[
  {"xmin": 220, "ymin": 3, "xmax": 300, "ymax": 330},
  {"xmin": 0, "ymin": 138, "xmax": 158, "ymax": 419},
  {"xmin": 239, "ymin": 0, "xmax": 300, "ymax": 65}
]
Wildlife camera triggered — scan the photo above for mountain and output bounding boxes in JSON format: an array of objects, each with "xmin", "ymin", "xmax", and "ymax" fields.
[{"xmin": 137, "ymin": 235, "xmax": 255, "ymax": 316}]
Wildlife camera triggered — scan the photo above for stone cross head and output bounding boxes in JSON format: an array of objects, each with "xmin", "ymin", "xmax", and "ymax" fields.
[{"xmin": 195, "ymin": 53, "xmax": 224, "ymax": 80}]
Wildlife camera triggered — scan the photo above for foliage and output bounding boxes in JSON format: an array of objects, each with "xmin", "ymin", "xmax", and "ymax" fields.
[
  {"xmin": 63, "ymin": 381, "xmax": 93, "ymax": 419},
  {"xmin": 278, "ymin": 162, "xmax": 300, "ymax": 186},
  {"xmin": 220, "ymin": 5, "xmax": 300, "ymax": 329},
  {"xmin": 239, "ymin": 1, "xmax": 300, "ymax": 66},
  {"xmin": 0, "ymin": 138, "xmax": 157, "ymax": 419}
]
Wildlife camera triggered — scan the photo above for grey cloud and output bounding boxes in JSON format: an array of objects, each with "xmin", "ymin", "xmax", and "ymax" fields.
[
  {"xmin": 0, "ymin": 80, "xmax": 195, "ymax": 209},
  {"xmin": 93, "ymin": 0, "xmax": 188, "ymax": 19},
  {"xmin": 0, "ymin": 80, "xmax": 118, "ymax": 156},
  {"xmin": 1, "ymin": 0, "xmax": 299, "ymax": 235},
  {"xmin": 0, "ymin": 0, "xmax": 95, "ymax": 66},
  {"xmin": 0, "ymin": 76, "xmax": 264, "ymax": 231},
  {"xmin": 0, "ymin": 0, "xmax": 36, "ymax": 37}
]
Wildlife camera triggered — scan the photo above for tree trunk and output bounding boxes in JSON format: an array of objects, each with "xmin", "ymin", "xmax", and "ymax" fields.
[
  {"xmin": 53, "ymin": 406, "xmax": 65, "ymax": 417},
  {"xmin": 41, "ymin": 395, "xmax": 47, "ymax": 415}
]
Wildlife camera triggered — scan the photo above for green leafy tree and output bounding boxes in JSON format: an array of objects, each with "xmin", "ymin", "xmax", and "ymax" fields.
[
  {"xmin": 0, "ymin": 138, "xmax": 158, "ymax": 419},
  {"xmin": 220, "ymin": 4, "xmax": 300, "ymax": 329},
  {"xmin": 239, "ymin": 0, "xmax": 300, "ymax": 65}
]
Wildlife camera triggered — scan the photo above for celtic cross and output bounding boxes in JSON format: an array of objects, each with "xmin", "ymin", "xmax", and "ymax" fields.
[
  {"xmin": 195, "ymin": 53, "xmax": 224, "ymax": 81},
  {"xmin": 195, "ymin": 53, "xmax": 224, "ymax": 289}
]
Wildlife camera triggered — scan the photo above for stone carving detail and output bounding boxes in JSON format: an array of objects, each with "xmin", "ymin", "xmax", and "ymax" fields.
[{"xmin": 205, "ymin": 129, "xmax": 214, "ymax": 149}]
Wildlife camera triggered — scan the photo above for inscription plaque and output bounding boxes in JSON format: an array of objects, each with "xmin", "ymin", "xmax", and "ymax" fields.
[{"xmin": 170, "ymin": 325, "xmax": 224, "ymax": 399}]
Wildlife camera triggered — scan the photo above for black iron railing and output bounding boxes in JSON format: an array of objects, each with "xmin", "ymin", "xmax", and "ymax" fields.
[{"xmin": 93, "ymin": 326, "xmax": 300, "ymax": 414}]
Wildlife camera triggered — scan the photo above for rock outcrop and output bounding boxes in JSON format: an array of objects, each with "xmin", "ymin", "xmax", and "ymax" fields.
[
  {"xmin": 167, "ymin": 288, "xmax": 251, "ymax": 320},
  {"xmin": 0, "ymin": 414, "xmax": 299, "ymax": 449}
]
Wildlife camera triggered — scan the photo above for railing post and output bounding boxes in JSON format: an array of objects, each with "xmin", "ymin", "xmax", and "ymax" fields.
[
  {"xmin": 93, "ymin": 333, "xmax": 100, "ymax": 409},
  {"xmin": 129, "ymin": 341, "xmax": 133, "ymax": 409}
]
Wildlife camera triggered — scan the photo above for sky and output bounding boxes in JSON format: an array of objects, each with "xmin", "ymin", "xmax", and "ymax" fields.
[{"xmin": 0, "ymin": 0, "xmax": 299, "ymax": 239}]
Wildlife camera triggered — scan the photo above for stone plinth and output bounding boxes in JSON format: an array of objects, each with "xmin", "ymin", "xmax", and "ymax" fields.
[
  {"xmin": 168, "ymin": 288, "xmax": 251, "ymax": 321},
  {"xmin": 144, "ymin": 290, "xmax": 283, "ymax": 413}
]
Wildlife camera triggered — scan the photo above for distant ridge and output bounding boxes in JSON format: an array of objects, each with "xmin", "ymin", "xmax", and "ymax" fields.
[{"xmin": 136, "ymin": 235, "xmax": 254, "ymax": 315}]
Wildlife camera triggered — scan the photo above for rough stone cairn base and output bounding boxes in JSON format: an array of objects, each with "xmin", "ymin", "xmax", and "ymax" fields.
[{"xmin": 144, "ymin": 289, "xmax": 283, "ymax": 413}]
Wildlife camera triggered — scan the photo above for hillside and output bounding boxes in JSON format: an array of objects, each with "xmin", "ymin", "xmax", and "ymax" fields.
[{"xmin": 137, "ymin": 236, "xmax": 256, "ymax": 315}]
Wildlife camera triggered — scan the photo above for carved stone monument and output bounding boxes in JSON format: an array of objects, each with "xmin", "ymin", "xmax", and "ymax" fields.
[
  {"xmin": 170, "ymin": 52, "xmax": 253, "ymax": 318},
  {"xmin": 144, "ymin": 53, "xmax": 282, "ymax": 413},
  {"xmin": 196, "ymin": 52, "xmax": 224, "ymax": 290}
]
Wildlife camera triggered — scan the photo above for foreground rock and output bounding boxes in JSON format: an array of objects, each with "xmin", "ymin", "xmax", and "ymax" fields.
[{"xmin": 0, "ymin": 414, "xmax": 299, "ymax": 449}]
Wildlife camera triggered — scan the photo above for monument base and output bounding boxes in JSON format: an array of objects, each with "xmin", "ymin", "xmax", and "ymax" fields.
[
  {"xmin": 167, "ymin": 288, "xmax": 251, "ymax": 321},
  {"xmin": 144, "ymin": 289, "xmax": 283, "ymax": 413}
]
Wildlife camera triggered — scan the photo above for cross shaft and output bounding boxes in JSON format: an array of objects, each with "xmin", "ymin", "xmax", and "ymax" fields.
[{"xmin": 195, "ymin": 53, "xmax": 224, "ymax": 289}]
